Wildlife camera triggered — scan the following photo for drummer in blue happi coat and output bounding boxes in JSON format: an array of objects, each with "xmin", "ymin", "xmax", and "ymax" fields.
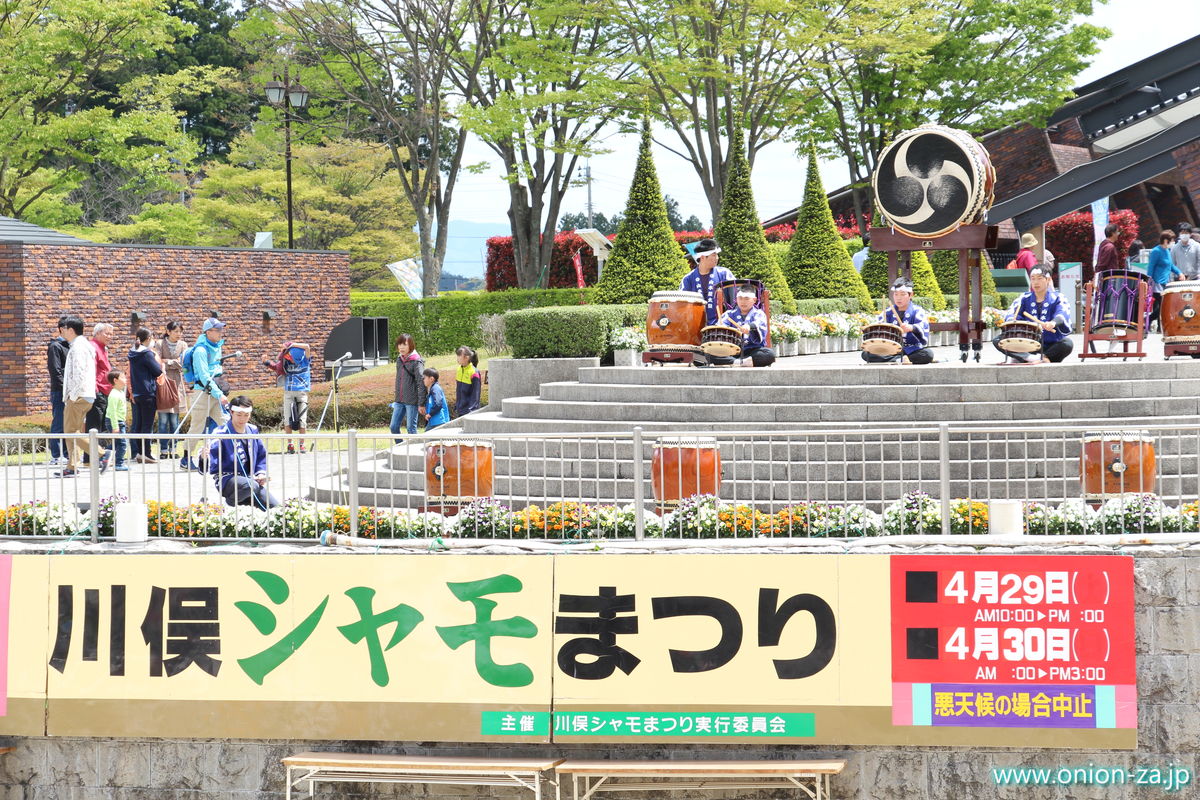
[
  {"xmin": 862, "ymin": 279, "xmax": 934, "ymax": 364},
  {"xmin": 680, "ymin": 238, "xmax": 734, "ymax": 325},
  {"xmin": 995, "ymin": 264, "xmax": 1074, "ymax": 363},
  {"xmin": 710, "ymin": 286, "xmax": 776, "ymax": 367}
]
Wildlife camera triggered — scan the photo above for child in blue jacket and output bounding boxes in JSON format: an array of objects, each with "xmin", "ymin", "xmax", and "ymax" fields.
[{"xmin": 422, "ymin": 368, "xmax": 450, "ymax": 430}]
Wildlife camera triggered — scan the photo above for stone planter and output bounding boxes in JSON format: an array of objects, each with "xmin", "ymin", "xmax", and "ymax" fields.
[
  {"xmin": 801, "ymin": 338, "xmax": 821, "ymax": 355},
  {"xmin": 820, "ymin": 335, "xmax": 833, "ymax": 353},
  {"xmin": 612, "ymin": 348, "xmax": 640, "ymax": 367},
  {"xmin": 485, "ymin": 356, "xmax": 600, "ymax": 411}
]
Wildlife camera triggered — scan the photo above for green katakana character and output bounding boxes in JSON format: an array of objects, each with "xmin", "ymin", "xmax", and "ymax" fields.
[
  {"xmin": 235, "ymin": 570, "xmax": 329, "ymax": 685},
  {"xmin": 337, "ymin": 587, "xmax": 424, "ymax": 687},
  {"xmin": 435, "ymin": 574, "xmax": 537, "ymax": 687}
]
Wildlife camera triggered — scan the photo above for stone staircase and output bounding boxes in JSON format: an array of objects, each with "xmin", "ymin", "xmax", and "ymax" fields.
[{"xmin": 313, "ymin": 359, "xmax": 1200, "ymax": 510}]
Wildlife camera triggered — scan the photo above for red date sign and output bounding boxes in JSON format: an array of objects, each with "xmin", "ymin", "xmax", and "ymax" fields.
[{"xmin": 890, "ymin": 556, "xmax": 1135, "ymax": 685}]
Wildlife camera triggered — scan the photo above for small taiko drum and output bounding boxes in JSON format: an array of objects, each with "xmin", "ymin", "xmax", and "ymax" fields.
[
  {"xmin": 700, "ymin": 325, "xmax": 742, "ymax": 358},
  {"xmin": 1161, "ymin": 280, "xmax": 1200, "ymax": 343},
  {"xmin": 646, "ymin": 291, "xmax": 705, "ymax": 352},
  {"xmin": 1080, "ymin": 432, "xmax": 1156, "ymax": 499},
  {"xmin": 996, "ymin": 320, "xmax": 1043, "ymax": 354},
  {"xmin": 651, "ymin": 436, "xmax": 721, "ymax": 509},
  {"xmin": 861, "ymin": 322, "xmax": 904, "ymax": 356},
  {"xmin": 425, "ymin": 440, "xmax": 495, "ymax": 511}
]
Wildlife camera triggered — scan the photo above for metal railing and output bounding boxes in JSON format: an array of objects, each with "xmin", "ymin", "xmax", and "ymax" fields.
[{"xmin": 2, "ymin": 421, "xmax": 1198, "ymax": 541}]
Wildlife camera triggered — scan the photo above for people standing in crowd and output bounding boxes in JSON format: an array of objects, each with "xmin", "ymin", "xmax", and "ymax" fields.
[
  {"xmin": 208, "ymin": 395, "xmax": 280, "ymax": 510},
  {"xmin": 454, "ymin": 346, "xmax": 482, "ymax": 417},
  {"xmin": 1015, "ymin": 233, "xmax": 1040, "ymax": 275},
  {"xmin": 1172, "ymin": 223, "xmax": 1200, "ymax": 279},
  {"xmin": 127, "ymin": 327, "xmax": 162, "ymax": 464},
  {"xmin": 182, "ymin": 317, "xmax": 228, "ymax": 472},
  {"xmin": 156, "ymin": 321, "xmax": 187, "ymax": 457},
  {"xmin": 1095, "ymin": 223, "xmax": 1121, "ymax": 273},
  {"xmin": 1148, "ymin": 230, "xmax": 1181, "ymax": 333},
  {"xmin": 391, "ymin": 334, "xmax": 426, "ymax": 438},
  {"xmin": 84, "ymin": 323, "xmax": 115, "ymax": 437},
  {"xmin": 46, "ymin": 317, "xmax": 69, "ymax": 465},
  {"xmin": 263, "ymin": 340, "xmax": 312, "ymax": 454},
  {"xmin": 422, "ymin": 368, "xmax": 450, "ymax": 430},
  {"xmin": 1127, "ymin": 239, "xmax": 1145, "ymax": 267},
  {"xmin": 104, "ymin": 370, "xmax": 129, "ymax": 471},
  {"xmin": 59, "ymin": 316, "xmax": 104, "ymax": 477}
]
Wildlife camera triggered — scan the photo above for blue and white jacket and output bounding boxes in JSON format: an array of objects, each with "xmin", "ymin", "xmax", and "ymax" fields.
[
  {"xmin": 717, "ymin": 306, "xmax": 769, "ymax": 351},
  {"xmin": 680, "ymin": 266, "xmax": 735, "ymax": 325},
  {"xmin": 878, "ymin": 304, "xmax": 931, "ymax": 355},
  {"xmin": 208, "ymin": 422, "xmax": 268, "ymax": 493},
  {"xmin": 1005, "ymin": 290, "xmax": 1072, "ymax": 346}
]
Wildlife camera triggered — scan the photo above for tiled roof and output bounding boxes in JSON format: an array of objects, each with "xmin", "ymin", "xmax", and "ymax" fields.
[{"xmin": 0, "ymin": 216, "xmax": 91, "ymax": 244}]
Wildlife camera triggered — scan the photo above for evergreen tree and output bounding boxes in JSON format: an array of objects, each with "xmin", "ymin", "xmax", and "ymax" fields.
[
  {"xmin": 784, "ymin": 143, "xmax": 873, "ymax": 309},
  {"xmin": 713, "ymin": 127, "xmax": 797, "ymax": 313},
  {"xmin": 594, "ymin": 123, "xmax": 688, "ymax": 304},
  {"xmin": 860, "ymin": 212, "xmax": 948, "ymax": 309},
  {"xmin": 930, "ymin": 249, "xmax": 1000, "ymax": 303}
]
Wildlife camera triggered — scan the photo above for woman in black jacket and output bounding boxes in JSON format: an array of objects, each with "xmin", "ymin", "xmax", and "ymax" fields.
[
  {"xmin": 391, "ymin": 333, "xmax": 427, "ymax": 438},
  {"xmin": 127, "ymin": 327, "xmax": 163, "ymax": 463}
]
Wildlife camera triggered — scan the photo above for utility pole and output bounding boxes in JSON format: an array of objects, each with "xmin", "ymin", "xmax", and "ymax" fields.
[{"xmin": 585, "ymin": 163, "xmax": 594, "ymax": 229}]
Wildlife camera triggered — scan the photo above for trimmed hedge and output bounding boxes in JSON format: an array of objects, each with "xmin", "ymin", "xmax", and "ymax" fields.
[
  {"xmin": 350, "ymin": 288, "xmax": 596, "ymax": 357},
  {"xmin": 929, "ymin": 249, "xmax": 1000, "ymax": 299},
  {"xmin": 796, "ymin": 298, "xmax": 865, "ymax": 314},
  {"xmin": 505, "ymin": 304, "xmax": 646, "ymax": 359}
]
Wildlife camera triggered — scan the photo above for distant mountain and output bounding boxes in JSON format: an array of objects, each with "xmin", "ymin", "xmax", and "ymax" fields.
[
  {"xmin": 439, "ymin": 272, "xmax": 484, "ymax": 291},
  {"xmin": 442, "ymin": 220, "xmax": 510, "ymax": 279}
]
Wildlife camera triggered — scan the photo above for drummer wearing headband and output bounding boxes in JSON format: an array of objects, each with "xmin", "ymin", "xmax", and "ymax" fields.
[
  {"xmin": 711, "ymin": 287, "xmax": 776, "ymax": 367},
  {"xmin": 996, "ymin": 265, "xmax": 1073, "ymax": 363},
  {"xmin": 862, "ymin": 279, "xmax": 933, "ymax": 365},
  {"xmin": 680, "ymin": 238, "xmax": 734, "ymax": 326}
]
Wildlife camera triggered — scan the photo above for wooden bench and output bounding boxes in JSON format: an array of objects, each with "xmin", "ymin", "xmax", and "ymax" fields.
[
  {"xmin": 555, "ymin": 759, "xmax": 847, "ymax": 800},
  {"xmin": 282, "ymin": 753, "xmax": 563, "ymax": 800}
]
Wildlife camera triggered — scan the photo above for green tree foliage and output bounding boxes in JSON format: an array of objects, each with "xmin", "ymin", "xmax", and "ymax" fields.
[
  {"xmin": 713, "ymin": 130, "xmax": 796, "ymax": 313},
  {"xmin": 559, "ymin": 211, "xmax": 623, "ymax": 235},
  {"xmin": 594, "ymin": 125, "xmax": 688, "ymax": 304},
  {"xmin": 930, "ymin": 249, "xmax": 999, "ymax": 299},
  {"xmin": 784, "ymin": 143, "xmax": 873, "ymax": 309}
]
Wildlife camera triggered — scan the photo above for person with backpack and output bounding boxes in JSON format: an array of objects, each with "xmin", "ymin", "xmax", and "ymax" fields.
[
  {"xmin": 262, "ymin": 340, "xmax": 311, "ymax": 453},
  {"xmin": 181, "ymin": 317, "xmax": 228, "ymax": 471}
]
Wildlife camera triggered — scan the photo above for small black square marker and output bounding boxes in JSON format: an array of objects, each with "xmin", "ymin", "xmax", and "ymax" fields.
[
  {"xmin": 906, "ymin": 627, "xmax": 939, "ymax": 660},
  {"xmin": 906, "ymin": 570, "xmax": 938, "ymax": 603}
]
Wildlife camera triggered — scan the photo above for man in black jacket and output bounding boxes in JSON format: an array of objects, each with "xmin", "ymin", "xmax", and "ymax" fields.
[{"xmin": 46, "ymin": 316, "xmax": 69, "ymax": 465}]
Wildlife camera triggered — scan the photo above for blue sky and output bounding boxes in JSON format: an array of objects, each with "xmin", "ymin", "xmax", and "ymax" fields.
[{"xmin": 443, "ymin": 0, "xmax": 1191, "ymax": 277}]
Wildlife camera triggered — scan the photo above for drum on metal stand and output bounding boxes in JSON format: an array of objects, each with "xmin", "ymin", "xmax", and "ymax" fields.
[
  {"xmin": 651, "ymin": 436, "xmax": 722, "ymax": 510},
  {"xmin": 995, "ymin": 320, "xmax": 1043, "ymax": 355},
  {"xmin": 645, "ymin": 291, "xmax": 705, "ymax": 363},
  {"xmin": 860, "ymin": 323, "xmax": 904, "ymax": 357},
  {"xmin": 425, "ymin": 440, "xmax": 495, "ymax": 513},
  {"xmin": 700, "ymin": 325, "xmax": 742, "ymax": 358},
  {"xmin": 1161, "ymin": 280, "xmax": 1200, "ymax": 356},
  {"xmin": 1080, "ymin": 432, "xmax": 1156, "ymax": 500}
]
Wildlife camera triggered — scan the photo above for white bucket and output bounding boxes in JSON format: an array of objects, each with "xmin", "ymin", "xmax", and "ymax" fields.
[
  {"xmin": 114, "ymin": 502, "xmax": 149, "ymax": 544},
  {"xmin": 988, "ymin": 499, "xmax": 1023, "ymax": 536}
]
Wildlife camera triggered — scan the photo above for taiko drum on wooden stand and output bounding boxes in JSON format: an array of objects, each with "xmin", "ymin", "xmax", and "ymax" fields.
[
  {"xmin": 651, "ymin": 436, "xmax": 722, "ymax": 510},
  {"xmin": 425, "ymin": 440, "xmax": 495, "ymax": 513},
  {"xmin": 1080, "ymin": 432, "xmax": 1156, "ymax": 500}
]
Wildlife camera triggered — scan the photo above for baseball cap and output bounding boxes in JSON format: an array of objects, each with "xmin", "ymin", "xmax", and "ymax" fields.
[{"xmin": 202, "ymin": 317, "xmax": 226, "ymax": 332}]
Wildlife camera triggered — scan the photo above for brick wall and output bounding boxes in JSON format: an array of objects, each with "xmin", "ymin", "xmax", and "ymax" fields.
[
  {"xmin": 1048, "ymin": 117, "xmax": 1089, "ymax": 148},
  {"xmin": 1112, "ymin": 184, "xmax": 1161, "ymax": 240},
  {"xmin": 0, "ymin": 243, "xmax": 25, "ymax": 416},
  {"xmin": 986, "ymin": 124, "xmax": 1059, "ymax": 204},
  {"xmin": 10, "ymin": 243, "xmax": 350, "ymax": 417},
  {"xmin": 1172, "ymin": 141, "xmax": 1200, "ymax": 226}
]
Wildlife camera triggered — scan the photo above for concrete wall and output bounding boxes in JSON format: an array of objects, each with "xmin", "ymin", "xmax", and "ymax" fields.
[
  {"xmin": 1, "ymin": 543, "xmax": 1196, "ymax": 799},
  {"xmin": 485, "ymin": 357, "xmax": 599, "ymax": 411}
]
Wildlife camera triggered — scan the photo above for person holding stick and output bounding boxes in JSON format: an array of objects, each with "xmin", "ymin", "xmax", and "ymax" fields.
[
  {"xmin": 996, "ymin": 264, "xmax": 1074, "ymax": 363},
  {"xmin": 861, "ymin": 279, "xmax": 933, "ymax": 365}
]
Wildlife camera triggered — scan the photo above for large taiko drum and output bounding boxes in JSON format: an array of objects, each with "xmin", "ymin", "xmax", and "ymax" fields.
[
  {"xmin": 651, "ymin": 436, "xmax": 721, "ymax": 508},
  {"xmin": 1080, "ymin": 432, "xmax": 1156, "ymax": 499},
  {"xmin": 1090, "ymin": 270, "xmax": 1147, "ymax": 336},
  {"xmin": 1161, "ymin": 280, "xmax": 1200, "ymax": 343},
  {"xmin": 995, "ymin": 320, "xmax": 1042, "ymax": 354},
  {"xmin": 425, "ymin": 440, "xmax": 495, "ymax": 511},
  {"xmin": 861, "ymin": 323, "xmax": 904, "ymax": 356},
  {"xmin": 646, "ymin": 291, "xmax": 705, "ymax": 352},
  {"xmin": 872, "ymin": 125, "xmax": 996, "ymax": 239}
]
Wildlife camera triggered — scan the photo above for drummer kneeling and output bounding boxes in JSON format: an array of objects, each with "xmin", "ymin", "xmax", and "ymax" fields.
[
  {"xmin": 862, "ymin": 279, "xmax": 934, "ymax": 365},
  {"xmin": 995, "ymin": 265, "xmax": 1074, "ymax": 364},
  {"xmin": 710, "ymin": 287, "xmax": 776, "ymax": 367}
]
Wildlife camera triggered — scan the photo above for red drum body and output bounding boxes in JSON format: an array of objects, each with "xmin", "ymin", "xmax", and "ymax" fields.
[
  {"xmin": 1080, "ymin": 432, "xmax": 1156, "ymax": 499},
  {"xmin": 651, "ymin": 437, "xmax": 722, "ymax": 508},
  {"xmin": 1161, "ymin": 280, "xmax": 1200, "ymax": 342},
  {"xmin": 647, "ymin": 291, "xmax": 705, "ymax": 352},
  {"xmin": 996, "ymin": 320, "xmax": 1043, "ymax": 354},
  {"xmin": 425, "ymin": 440, "xmax": 495, "ymax": 511},
  {"xmin": 861, "ymin": 323, "xmax": 904, "ymax": 356}
]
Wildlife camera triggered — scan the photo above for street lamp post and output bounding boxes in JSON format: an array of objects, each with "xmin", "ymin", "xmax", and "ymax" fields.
[{"xmin": 265, "ymin": 68, "xmax": 310, "ymax": 249}]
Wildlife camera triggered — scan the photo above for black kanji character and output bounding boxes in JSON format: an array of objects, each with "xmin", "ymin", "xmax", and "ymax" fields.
[
  {"xmin": 757, "ymin": 588, "xmax": 836, "ymax": 679},
  {"xmin": 651, "ymin": 596, "xmax": 743, "ymax": 673},
  {"xmin": 555, "ymin": 586, "xmax": 640, "ymax": 679},
  {"xmin": 49, "ymin": 585, "xmax": 127, "ymax": 676},
  {"xmin": 141, "ymin": 587, "xmax": 221, "ymax": 677}
]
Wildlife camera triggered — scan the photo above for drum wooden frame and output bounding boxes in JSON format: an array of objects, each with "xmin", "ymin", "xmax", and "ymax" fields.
[
  {"xmin": 425, "ymin": 440, "xmax": 495, "ymax": 511},
  {"xmin": 860, "ymin": 323, "xmax": 904, "ymax": 357},
  {"xmin": 700, "ymin": 325, "xmax": 742, "ymax": 358},
  {"xmin": 995, "ymin": 320, "xmax": 1043, "ymax": 354},
  {"xmin": 1161, "ymin": 280, "xmax": 1200, "ymax": 357}
]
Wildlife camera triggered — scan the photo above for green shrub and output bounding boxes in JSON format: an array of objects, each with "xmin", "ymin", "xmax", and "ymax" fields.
[
  {"xmin": 350, "ymin": 287, "xmax": 595, "ymax": 357},
  {"xmin": 715, "ymin": 126, "xmax": 796, "ymax": 313},
  {"xmin": 505, "ymin": 304, "xmax": 646, "ymax": 359},
  {"xmin": 930, "ymin": 249, "xmax": 999, "ymax": 299},
  {"xmin": 795, "ymin": 298, "xmax": 863, "ymax": 314},
  {"xmin": 860, "ymin": 210, "xmax": 946, "ymax": 310},
  {"xmin": 785, "ymin": 142, "xmax": 873, "ymax": 309},
  {"xmin": 594, "ymin": 122, "xmax": 688, "ymax": 304}
]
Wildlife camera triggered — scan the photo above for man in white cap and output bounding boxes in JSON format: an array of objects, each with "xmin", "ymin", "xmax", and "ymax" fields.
[
  {"xmin": 680, "ymin": 237, "xmax": 734, "ymax": 326},
  {"xmin": 862, "ymin": 279, "xmax": 933, "ymax": 364},
  {"xmin": 182, "ymin": 316, "xmax": 229, "ymax": 471},
  {"xmin": 712, "ymin": 286, "xmax": 775, "ymax": 367}
]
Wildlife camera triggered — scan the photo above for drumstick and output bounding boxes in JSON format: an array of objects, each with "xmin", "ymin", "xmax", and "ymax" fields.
[{"xmin": 1022, "ymin": 311, "xmax": 1046, "ymax": 325}]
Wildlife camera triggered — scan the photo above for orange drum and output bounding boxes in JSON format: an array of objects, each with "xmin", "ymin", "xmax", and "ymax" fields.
[
  {"xmin": 646, "ymin": 291, "xmax": 705, "ymax": 352},
  {"xmin": 1161, "ymin": 280, "xmax": 1200, "ymax": 343},
  {"xmin": 425, "ymin": 440, "xmax": 494, "ymax": 511},
  {"xmin": 651, "ymin": 436, "xmax": 722, "ymax": 508},
  {"xmin": 1080, "ymin": 432, "xmax": 1156, "ymax": 499}
]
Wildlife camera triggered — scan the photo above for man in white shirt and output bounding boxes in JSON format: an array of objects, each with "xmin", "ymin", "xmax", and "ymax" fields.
[{"xmin": 59, "ymin": 315, "xmax": 107, "ymax": 476}]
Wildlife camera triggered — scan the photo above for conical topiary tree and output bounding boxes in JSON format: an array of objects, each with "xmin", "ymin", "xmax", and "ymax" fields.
[
  {"xmin": 860, "ymin": 212, "xmax": 948, "ymax": 310},
  {"xmin": 713, "ymin": 127, "xmax": 797, "ymax": 314},
  {"xmin": 785, "ymin": 142, "xmax": 873, "ymax": 310},
  {"xmin": 930, "ymin": 249, "xmax": 1000, "ymax": 304},
  {"xmin": 594, "ymin": 123, "xmax": 688, "ymax": 304}
]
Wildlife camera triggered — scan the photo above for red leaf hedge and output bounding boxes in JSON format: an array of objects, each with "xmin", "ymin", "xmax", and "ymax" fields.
[{"xmin": 1045, "ymin": 209, "xmax": 1140, "ymax": 279}]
